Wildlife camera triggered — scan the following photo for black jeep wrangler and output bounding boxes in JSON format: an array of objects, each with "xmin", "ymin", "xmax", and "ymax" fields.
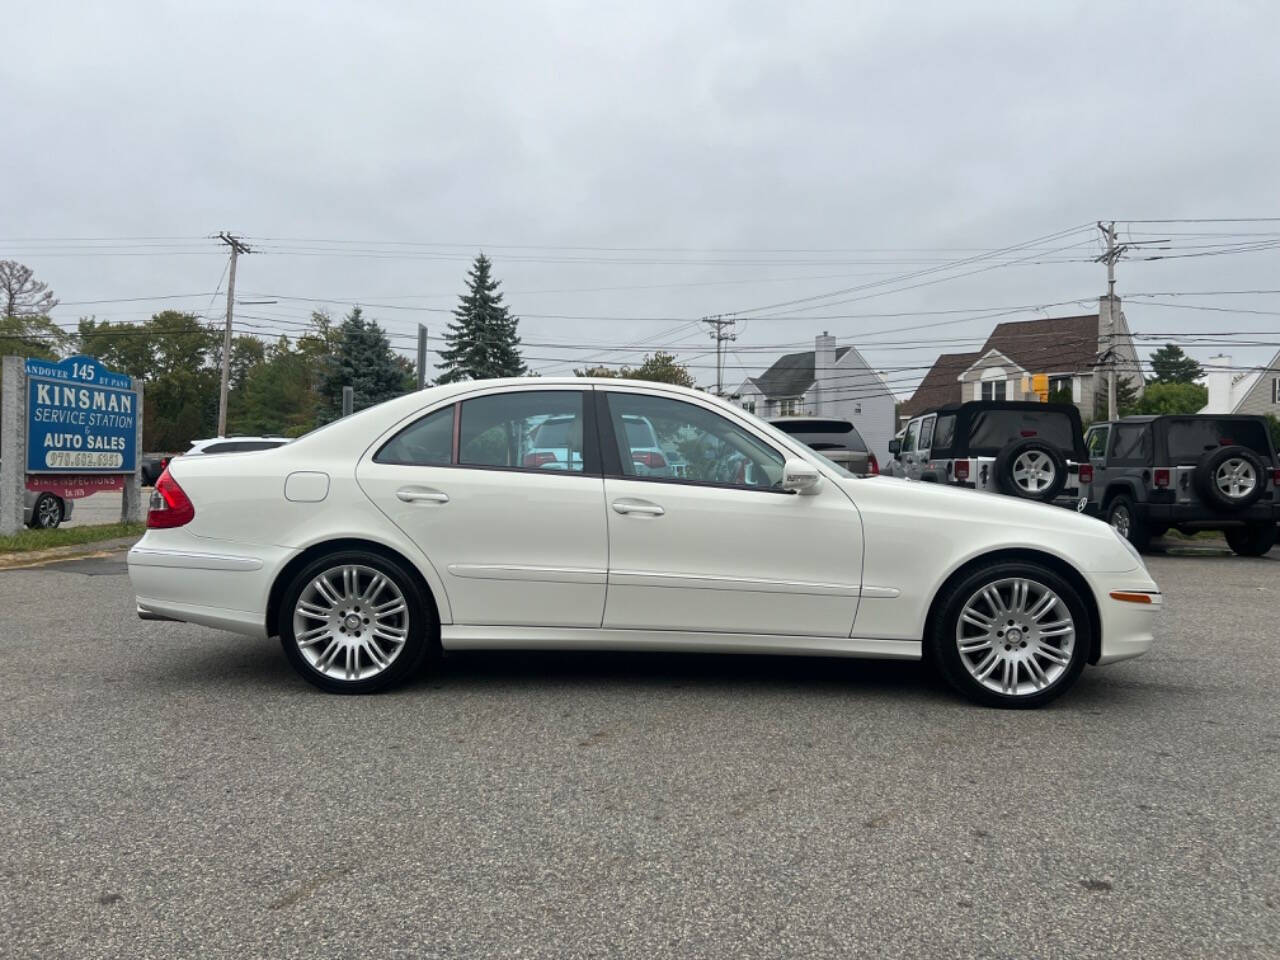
[
  {"xmin": 1084, "ymin": 414, "xmax": 1280, "ymax": 555},
  {"xmin": 890, "ymin": 401, "xmax": 1092, "ymax": 508}
]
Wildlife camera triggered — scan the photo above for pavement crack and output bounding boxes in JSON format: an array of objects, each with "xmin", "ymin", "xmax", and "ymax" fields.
[{"xmin": 269, "ymin": 866, "xmax": 352, "ymax": 910}]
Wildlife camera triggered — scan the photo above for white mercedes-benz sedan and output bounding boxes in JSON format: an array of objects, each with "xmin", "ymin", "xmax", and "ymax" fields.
[{"xmin": 129, "ymin": 378, "xmax": 1160, "ymax": 707}]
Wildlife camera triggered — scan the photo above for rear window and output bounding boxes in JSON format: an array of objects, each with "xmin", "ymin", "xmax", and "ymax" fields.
[
  {"xmin": 622, "ymin": 418, "xmax": 657, "ymax": 448},
  {"xmin": 1165, "ymin": 419, "xmax": 1272, "ymax": 463},
  {"xmin": 773, "ymin": 419, "xmax": 854, "ymax": 434},
  {"xmin": 531, "ymin": 417, "xmax": 575, "ymax": 447},
  {"xmin": 781, "ymin": 427, "xmax": 867, "ymax": 452},
  {"xmin": 967, "ymin": 410, "xmax": 1076, "ymax": 453}
]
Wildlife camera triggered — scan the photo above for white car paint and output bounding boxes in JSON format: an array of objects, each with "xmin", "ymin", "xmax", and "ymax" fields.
[{"xmin": 129, "ymin": 378, "xmax": 1160, "ymax": 699}]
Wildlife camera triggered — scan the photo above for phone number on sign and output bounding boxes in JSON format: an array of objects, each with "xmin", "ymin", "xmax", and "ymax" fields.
[{"xmin": 44, "ymin": 451, "xmax": 124, "ymax": 469}]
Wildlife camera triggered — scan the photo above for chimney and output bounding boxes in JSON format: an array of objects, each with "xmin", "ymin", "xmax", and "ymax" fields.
[
  {"xmin": 1205, "ymin": 355, "xmax": 1233, "ymax": 413},
  {"xmin": 814, "ymin": 331, "xmax": 836, "ymax": 414}
]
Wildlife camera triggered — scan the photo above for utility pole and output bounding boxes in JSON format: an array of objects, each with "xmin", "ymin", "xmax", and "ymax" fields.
[
  {"xmin": 417, "ymin": 324, "xmax": 429, "ymax": 390},
  {"xmin": 701, "ymin": 315, "xmax": 737, "ymax": 396},
  {"xmin": 1095, "ymin": 222, "xmax": 1126, "ymax": 419},
  {"xmin": 216, "ymin": 232, "xmax": 252, "ymax": 436}
]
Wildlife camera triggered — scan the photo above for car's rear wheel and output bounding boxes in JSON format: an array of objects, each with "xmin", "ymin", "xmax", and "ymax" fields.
[
  {"xmin": 1224, "ymin": 523, "xmax": 1277, "ymax": 557},
  {"xmin": 28, "ymin": 493, "xmax": 64, "ymax": 529},
  {"xmin": 1106, "ymin": 494, "xmax": 1149, "ymax": 551},
  {"xmin": 929, "ymin": 562, "xmax": 1090, "ymax": 708},
  {"xmin": 278, "ymin": 550, "xmax": 435, "ymax": 693}
]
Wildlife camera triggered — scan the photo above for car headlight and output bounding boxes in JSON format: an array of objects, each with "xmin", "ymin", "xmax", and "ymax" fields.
[{"xmin": 1112, "ymin": 525, "xmax": 1147, "ymax": 570}]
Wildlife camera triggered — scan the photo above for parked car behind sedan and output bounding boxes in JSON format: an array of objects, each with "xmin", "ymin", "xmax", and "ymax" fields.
[
  {"xmin": 769, "ymin": 417, "xmax": 878, "ymax": 474},
  {"xmin": 0, "ymin": 462, "xmax": 74, "ymax": 528},
  {"xmin": 130, "ymin": 378, "xmax": 1160, "ymax": 709}
]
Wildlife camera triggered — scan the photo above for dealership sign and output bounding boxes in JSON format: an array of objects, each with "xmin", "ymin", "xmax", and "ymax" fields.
[{"xmin": 24, "ymin": 355, "xmax": 139, "ymax": 474}]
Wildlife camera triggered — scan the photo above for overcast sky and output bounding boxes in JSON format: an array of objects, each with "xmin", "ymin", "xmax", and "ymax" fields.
[{"xmin": 4, "ymin": 1, "xmax": 1279, "ymax": 395}]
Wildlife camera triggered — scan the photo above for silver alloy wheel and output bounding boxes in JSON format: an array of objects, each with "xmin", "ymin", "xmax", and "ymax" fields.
[
  {"xmin": 1012, "ymin": 450, "xmax": 1056, "ymax": 494},
  {"xmin": 1109, "ymin": 501, "xmax": 1131, "ymax": 539},
  {"xmin": 292, "ymin": 564, "xmax": 409, "ymax": 682},
  {"xmin": 1215, "ymin": 458, "xmax": 1257, "ymax": 500},
  {"xmin": 36, "ymin": 496, "xmax": 61, "ymax": 528},
  {"xmin": 955, "ymin": 577, "xmax": 1076, "ymax": 697}
]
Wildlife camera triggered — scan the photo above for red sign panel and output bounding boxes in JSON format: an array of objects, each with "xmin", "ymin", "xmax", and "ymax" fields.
[{"xmin": 25, "ymin": 474, "xmax": 125, "ymax": 500}]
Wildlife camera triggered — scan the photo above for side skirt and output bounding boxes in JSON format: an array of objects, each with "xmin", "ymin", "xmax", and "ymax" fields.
[{"xmin": 440, "ymin": 625, "xmax": 921, "ymax": 660}]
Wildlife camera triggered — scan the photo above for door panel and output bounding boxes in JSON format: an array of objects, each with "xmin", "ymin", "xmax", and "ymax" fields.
[
  {"xmin": 356, "ymin": 389, "xmax": 608, "ymax": 627},
  {"xmin": 598, "ymin": 390, "xmax": 863, "ymax": 637}
]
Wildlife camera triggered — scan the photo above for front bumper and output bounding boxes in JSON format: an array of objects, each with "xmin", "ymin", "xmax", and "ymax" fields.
[{"xmin": 1092, "ymin": 571, "xmax": 1162, "ymax": 665}]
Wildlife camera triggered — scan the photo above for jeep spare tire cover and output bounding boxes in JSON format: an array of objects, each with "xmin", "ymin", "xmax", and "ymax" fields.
[
  {"xmin": 1195, "ymin": 445, "xmax": 1266, "ymax": 510},
  {"xmin": 994, "ymin": 438, "xmax": 1068, "ymax": 501}
]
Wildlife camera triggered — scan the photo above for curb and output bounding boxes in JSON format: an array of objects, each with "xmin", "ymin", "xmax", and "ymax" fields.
[{"xmin": 0, "ymin": 536, "xmax": 142, "ymax": 570}]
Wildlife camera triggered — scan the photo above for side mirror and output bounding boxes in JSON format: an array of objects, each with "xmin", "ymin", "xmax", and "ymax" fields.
[
  {"xmin": 781, "ymin": 457, "xmax": 822, "ymax": 495},
  {"xmin": 887, "ymin": 439, "xmax": 902, "ymax": 456}
]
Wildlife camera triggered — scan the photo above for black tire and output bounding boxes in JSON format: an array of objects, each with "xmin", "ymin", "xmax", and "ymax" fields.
[
  {"xmin": 1224, "ymin": 523, "xmax": 1278, "ymax": 557},
  {"xmin": 928, "ymin": 561, "xmax": 1091, "ymax": 709},
  {"xmin": 1106, "ymin": 494, "xmax": 1150, "ymax": 552},
  {"xmin": 28, "ymin": 493, "xmax": 64, "ymax": 529},
  {"xmin": 994, "ymin": 439, "xmax": 1067, "ymax": 501},
  {"xmin": 1195, "ymin": 445, "xmax": 1266, "ymax": 511},
  {"xmin": 277, "ymin": 549, "xmax": 436, "ymax": 694}
]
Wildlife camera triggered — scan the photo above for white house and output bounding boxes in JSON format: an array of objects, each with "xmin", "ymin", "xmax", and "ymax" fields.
[
  {"xmin": 731, "ymin": 333, "xmax": 896, "ymax": 464},
  {"xmin": 1199, "ymin": 351, "xmax": 1280, "ymax": 416}
]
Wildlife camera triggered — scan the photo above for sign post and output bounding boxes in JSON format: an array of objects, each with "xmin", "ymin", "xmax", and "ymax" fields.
[{"xmin": 1, "ymin": 356, "xmax": 26, "ymax": 535}]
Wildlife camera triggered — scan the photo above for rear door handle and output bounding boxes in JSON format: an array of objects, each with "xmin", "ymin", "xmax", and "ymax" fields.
[
  {"xmin": 396, "ymin": 486, "xmax": 449, "ymax": 504},
  {"xmin": 611, "ymin": 498, "xmax": 664, "ymax": 517}
]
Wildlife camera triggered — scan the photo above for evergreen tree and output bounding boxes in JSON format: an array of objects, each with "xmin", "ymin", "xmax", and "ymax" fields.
[
  {"xmin": 1096, "ymin": 375, "xmax": 1141, "ymax": 418},
  {"xmin": 1149, "ymin": 343, "xmax": 1203, "ymax": 384},
  {"xmin": 436, "ymin": 254, "xmax": 525, "ymax": 383},
  {"xmin": 318, "ymin": 307, "xmax": 407, "ymax": 421}
]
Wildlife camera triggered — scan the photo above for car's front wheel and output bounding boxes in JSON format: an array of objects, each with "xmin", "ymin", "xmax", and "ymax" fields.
[
  {"xmin": 278, "ymin": 550, "xmax": 436, "ymax": 694},
  {"xmin": 1224, "ymin": 523, "xmax": 1277, "ymax": 557},
  {"xmin": 929, "ymin": 562, "xmax": 1091, "ymax": 708}
]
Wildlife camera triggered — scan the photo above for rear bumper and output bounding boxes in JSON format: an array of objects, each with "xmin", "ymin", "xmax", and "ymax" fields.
[{"xmin": 1139, "ymin": 500, "xmax": 1280, "ymax": 525}]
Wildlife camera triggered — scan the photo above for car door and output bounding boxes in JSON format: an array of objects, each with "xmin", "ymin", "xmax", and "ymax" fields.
[
  {"xmin": 914, "ymin": 415, "xmax": 936, "ymax": 478},
  {"xmin": 598, "ymin": 389, "xmax": 864, "ymax": 638},
  {"xmin": 356, "ymin": 387, "xmax": 608, "ymax": 628},
  {"xmin": 901, "ymin": 418, "xmax": 923, "ymax": 480}
]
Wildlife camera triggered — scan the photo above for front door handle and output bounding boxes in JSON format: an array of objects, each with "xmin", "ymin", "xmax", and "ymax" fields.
[
  {"xmin": 396, "ymin": 486, "xmax": 449, "ymax": 504},
  {"xmin": 611, "ymin": 498, "xmax": 664, "ymax": 517}
]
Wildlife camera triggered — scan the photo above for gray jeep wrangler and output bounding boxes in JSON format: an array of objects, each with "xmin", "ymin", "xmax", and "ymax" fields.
[{"xmin": 1084, "ymin": 414, "xmax": 1280, "ymax": 555}]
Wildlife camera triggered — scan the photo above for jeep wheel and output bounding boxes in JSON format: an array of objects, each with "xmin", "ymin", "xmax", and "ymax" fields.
[
  {"xmin": 1107, "ymin": 494, "xmax": 1150, "ymax": 551},
  {"xmin": 1224, "ymin": 523, "xmax": 1277, "ymax": 557},
  {"xmin": 1196, "ymin": 445, "xmax": 1266, "ymax": 511},
  {"xmin": 995, "ymin": 439, "xmax": 1067, "ymax": 501}
]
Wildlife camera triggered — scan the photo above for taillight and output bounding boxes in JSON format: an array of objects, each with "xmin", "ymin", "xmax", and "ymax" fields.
[
  {"xmin": 522, "ymin": 451, "xmax": 559, "ymax": 468},
  {"xmin": 1271, "ymin": 467, "xmax": 1280, "ymax": 486},
  {"xmin": 1078, "ymin": 464, "xmax": 1094, "ymax": 484},
  {"xmin": 147, "ymin": 468, "xmax": 195, "ymax": 528},
  {"xmin": 868, "ymin": 452, "xmax": 879, "ymax": 475},
  {"xmin": 954, "ymin": 459, "xmax": 970, "ymax": 481},
  {"xmin": 1154, "ymin": 468, "xmax": 1171, "ymax": 488},
  {"xmin": 632, "ymin": 451, "xmax": 667, "ymax": 469}
]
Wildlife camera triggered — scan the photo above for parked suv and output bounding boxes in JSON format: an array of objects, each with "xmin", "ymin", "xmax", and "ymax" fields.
[
  {"xmin": 769, "ymin": 417, "xmax": 878, "ymax": 474},
  {"xmin": 1084, "ymin": 414, "xmax": 1280, "ymax": 555},
  {"xmin": 889, "ymin": 401, "xmax": 1092, "ymax": 508}
]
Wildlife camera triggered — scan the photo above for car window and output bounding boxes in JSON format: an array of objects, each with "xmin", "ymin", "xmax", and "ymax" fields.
[
  {"xmin": 968, "ymin": 410, "xmax": 1076, "ymax": 453},
  {"xmin": 238, "ymin": 440, "xmax": 285, "ymax": 452},
  {"xmin": 772, "ymin": 419, "xmax": 867, "ymax": 452},
  {"xmin": 459, "ymin": 391, "xmax": 586, "ymax": 472},
  {"xmin": 903, "ymin": 419, "xmax": 920, "ymax": 452},
  {"xmin": 1085, "ymin": 426, "xmax": 1109, "ymax": 459},
  {"xmin": 932, "ymin": 414, "xmax": 956, "ymax": 450},
  {"xmin": 918, "ymin": 415, "xmax": 936, "ymax": 450},
  {"xmin": 1165, "ymin": 418, "xmax": 1271, "ymax": 462},
  {"xmin": 199, "ymin": 442, "xmax": 235, "ymax": 454},
  {"xmin": 1110, "ymin": 424, "xmax": 1149, "ymax": 463},
  {"xmin": 606, "ymin": 392, "xmax": 785, "ymax": 489},
  {"xmin": 621, "ymin": 416, "xmax": 658, "ymax": 449},
  {"xmin": 375, "ymin": 405, "xmax": 454, "ymax": 466}
]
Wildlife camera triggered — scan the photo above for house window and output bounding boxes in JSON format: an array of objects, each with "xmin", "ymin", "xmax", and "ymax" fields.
[
  {"xmin": 1273, "ymin": 377, "xmax": 1279, "ymax": 404},
  {"xmin": 1049, "ymin": 376, "xmax": 1072, "ymax": 400},
  {"xmin": 742, "ymin": 399, "xmax": 756, "ymax": 414},
  {"xmin": 854, "ymin": 402, "xmax": 862, "ymax": 415},
  {"xmin": 779, "ymin": 399, "xmax": 797, "ymax": 416},
  {"xmin": 981, "ymin": 380, "xmax": 1007, "ymax": 401}
]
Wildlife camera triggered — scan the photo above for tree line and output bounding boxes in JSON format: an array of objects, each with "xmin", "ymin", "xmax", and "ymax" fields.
[{"xmin": 1, "ymin": 254, "xmax": 697, "ymax": 451}]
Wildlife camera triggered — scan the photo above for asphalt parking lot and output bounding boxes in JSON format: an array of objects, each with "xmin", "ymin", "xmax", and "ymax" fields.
[{"xmin": 1, "ymin": 548, "xmax": 1277, "ymax": 959}]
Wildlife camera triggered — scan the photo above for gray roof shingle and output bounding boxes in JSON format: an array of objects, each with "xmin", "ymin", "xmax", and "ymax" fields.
[{"xmin": 753, "ymin": 346, "xmax": 851, "ymax": 398}]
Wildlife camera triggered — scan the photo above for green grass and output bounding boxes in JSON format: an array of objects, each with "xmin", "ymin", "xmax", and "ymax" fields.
[{"xmin": 0, "ymin": 522, "xmax": 145, "ymax": 555}]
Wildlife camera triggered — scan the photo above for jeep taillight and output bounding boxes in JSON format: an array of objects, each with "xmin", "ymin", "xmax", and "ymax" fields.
[
  {"xmin": 867, "ymin": 452, "xmax": 879, "ymax": 475},
  {"xmin": 954, "ymin": 460, "xmax": 970, "ymax": 481},
  {"xmin": 147, "ymin": 468, "xmax": 195, "ymax": 528},
  {"xmin": 1272, "ymin": 467, "xmax": 1280, "ymax": 486},
  {"xmin": 1078, "ymin": 464, "xmax": 1094, "ymax": 484},
  {"xmin": 1154, "ymin": 468, "xmax": 1171, "ymax": 488}
]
